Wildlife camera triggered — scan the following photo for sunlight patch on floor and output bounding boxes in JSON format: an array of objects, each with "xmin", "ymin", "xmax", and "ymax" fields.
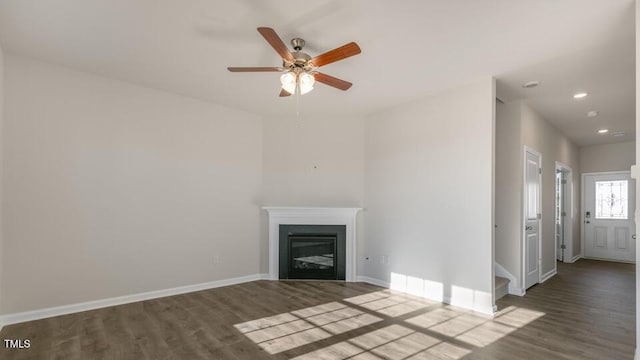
[
  {"xmin": 291, "ymin": 302, "xmax": 347, "ymax": 318},
  {"xmin": 344, "ymin": 290, "xmax": 436, "ymax": 318},
  {"xmin": 260, "ymin": 327, "xmax": 332, "ymax": 354},
  {"xmin": 456, "ymin": 321, "xmax": 517, "ymax": 347},
  {"xmin": 234, "ymin": 312, "xmax": 299, "ymax": 334},
  {"xmin": 234, "ymin": 302, "xmax": 382, "ymax": 354},
  {"xmin": 493, "ymin": 306, "xmax": 545, "ymax": 328},
  {"xmin": 369, "ymin": 332, "xmax": 440, "ymax": 359},
  {"xmin": 235, "ymin": 292, "xmax": 546, "ymax": 357},
  {"xmin": 428, "ymin": 313, "xmax": 487, "ymax": 337},
  {"xmin": 405, "ymin": 307, "xmax": 461, "ymax": 328},
  {"xmin": 293, "ymin": 324, "xmax": 470, "ymax": 360},
  {"xmin": 407, "ymin": 305, "xmax": 545, "ymax": 349},
  {"xmin": 245, "ymin": 319, "xmax": 315, "ymax": 343},
  {"xmin": 410, "ymin": 342, "xmax": 472, "ymax": 360}
]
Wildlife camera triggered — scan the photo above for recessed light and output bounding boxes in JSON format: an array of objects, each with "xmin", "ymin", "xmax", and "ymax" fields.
[
  {"xmin": 522, "ymin": 81, "xmax": 540, "ymax": 88},
  {"xmin": 587, "ymin": 110, "xmax": 599, "ymax": 117},
  {"xmin": 612, "ymin": 131, "xmax": 625, "ymax": 137},
  {"xmin": 573, "ymin": 92, "xmax": 588, "ymax": 99},
  {"xmin": 597, "ymin": 129, "xmax": 609, "ymax": 134}
]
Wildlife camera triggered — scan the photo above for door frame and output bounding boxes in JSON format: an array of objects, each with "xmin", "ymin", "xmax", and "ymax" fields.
[
  {"xmin": 580, "ymin": 170, "xmax": 632, "ymax": 260},
  {"xmin": 522, "ymin": 146, "xmax": 543, "ymax": 289},
  {"xmin": 555, "ymin": 162, "xmax": 574, "ymax": 263}
]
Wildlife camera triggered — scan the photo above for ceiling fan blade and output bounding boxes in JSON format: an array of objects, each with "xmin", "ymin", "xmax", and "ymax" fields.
[
  {"xmin": 257, "ymin": 27, "xmax": 294, "ymax": 62},
  {"xmin": 227, "ymin": 67, "xmax": 283, "ymax": 72},
  {"xmin": 279, "ymin": 89, "xmax": 292, "ymax": 97},
  {"xmin": 313, "ymin": 72, "xmax": 352, "ymax": 91},
  {"xmin": 309, "ymin": 42, "xmax": 361, "ymax": 67}
]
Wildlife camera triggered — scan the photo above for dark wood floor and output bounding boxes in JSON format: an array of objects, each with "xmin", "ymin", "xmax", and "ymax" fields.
[{"xmin": 0, "ymin": 259, "xmax": 634, "ymax": 359}]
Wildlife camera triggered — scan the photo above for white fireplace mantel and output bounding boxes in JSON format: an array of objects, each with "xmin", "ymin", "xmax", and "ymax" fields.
[{"xmin": 263, "ymin": 207, "xmax": 362, "ymax": 281}]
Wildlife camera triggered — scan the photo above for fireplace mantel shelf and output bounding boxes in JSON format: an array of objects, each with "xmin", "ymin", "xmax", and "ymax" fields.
[
  {"xmin": 263, "ymin": 207, "xmax": 362, "ymax": 281},
  {"xmin": 263, "ymin": 207, "xmax": 362, "ymax": 215}
]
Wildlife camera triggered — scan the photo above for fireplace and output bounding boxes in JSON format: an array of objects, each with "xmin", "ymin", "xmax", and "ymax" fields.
[
  {"xmin": 279, "ymin": 225, "xmax": 346, "ymax": 280},
  {"xmin": 263, "ymin": 207, "xmax": 361, "ymax": 281}
]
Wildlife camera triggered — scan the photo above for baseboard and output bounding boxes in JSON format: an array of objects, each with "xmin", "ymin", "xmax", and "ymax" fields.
[
  {"xmin": 510, "ymin": 287, "xmax": 526, "ymax": 296},
  {"xmin": 356, "ymin": 276, "xmax": 494, "ymax": 316},
  {"xmin": 582, "ymin": 256, "xmax": 635, "ymax": 264},
  {"xmin": 568, "ymin": 254, "xmax": 582, "ymax": 263},
  {"xmin": 540, "ymin": 269, "xmax": 557, "ymax": 283},
  {"xmin": 0, "ymin": 273, "xmax": 270, "ymax": 330},
  {"xmin": 355, "ymin": 276, "xmax": 390, "ymax": 288}
]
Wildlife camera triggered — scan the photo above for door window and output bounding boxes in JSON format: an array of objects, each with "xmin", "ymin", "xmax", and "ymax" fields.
[
  {"xmin": 526, "ymin": 160, "xmax": 539, "ymax": 220},
  {"xmin": 595, "ymin": 180, "xmax": 628, "ymax": 219}
]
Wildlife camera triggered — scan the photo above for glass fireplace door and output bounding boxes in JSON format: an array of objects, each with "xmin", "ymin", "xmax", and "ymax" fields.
[{"xmin": 288, "ymin": 235, "xmax": 337, "ymax": 279}]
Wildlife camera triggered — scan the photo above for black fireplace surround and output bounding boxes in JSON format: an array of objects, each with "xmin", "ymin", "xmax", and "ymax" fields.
[{"xmin": 279, "ymin": 225, "xmax": 346, "ymax": 280}]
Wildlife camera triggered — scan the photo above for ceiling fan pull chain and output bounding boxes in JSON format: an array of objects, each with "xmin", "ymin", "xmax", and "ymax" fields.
[{"xmin": 296, "ymin": 85, "xmax": 300, "ymax": 116}]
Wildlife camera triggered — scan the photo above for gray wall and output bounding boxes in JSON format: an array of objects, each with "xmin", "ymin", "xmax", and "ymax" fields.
[
  {"xmin": 2, "ymin": 55, "xmax": 264, "ymax": 313},
  {"xmin": 521, "ymin": 104, "xmax": 581, "ymax": 268},
  {"xmin": 495, "ymin": 101, "xmax": 522, "ymax": 287},
  {"xmin": 363, "ymin": 77, "xmax": 495, "ymax": 313},
  {"xmin": 495, "ymin": 101, "xmax": 581, "ymax": 290},
  {"xmin": 580, "ymin": 141, "xmax": 635, "ymax": 173},
  {"xmin": 261, "ymin": 115, "xmax": 365, "ymax": 207},
  {"xmin": 260, "ymin": 114, "xmax": 365, "ymax": 273},
  {"xmin": 1, "ymin": 56, "xmax": 498, "ymax": 316}
]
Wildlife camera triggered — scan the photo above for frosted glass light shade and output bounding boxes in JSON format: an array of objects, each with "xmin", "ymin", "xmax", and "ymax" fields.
[
  {"xmin": 280, "ymin": 72, "xmax": 297, "ymax": 94},
  {"xmin": 299, "ymin": 72, "xmax": 315, "ymax": 95}
]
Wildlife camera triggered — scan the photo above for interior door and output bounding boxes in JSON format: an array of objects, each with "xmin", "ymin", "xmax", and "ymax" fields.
[
  {"xmin": 583, "ymin": 172, "xmax": 636, "ymax": 262},
  {"xmin": 556, "ymin": 170, "xmax": 564, "ymax": 262},
  {"xmin": 524, "ymin": 149, "xmax": 541, "ymax": 289}
]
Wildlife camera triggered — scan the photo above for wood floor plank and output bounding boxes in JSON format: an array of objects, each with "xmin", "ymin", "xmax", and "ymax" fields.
[
  {"xmin": 0, "ymin": 259, "xmax": 634, "ymax": 359},
  {"xmin": 123, "ymin": 304, "xmax": 174, "ymax": 360}
]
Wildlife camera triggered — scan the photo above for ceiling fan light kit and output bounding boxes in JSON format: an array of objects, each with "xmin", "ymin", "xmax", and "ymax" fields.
[
  {"xmin": 298, "ymin": 72, "xmax": 315, "ymax": 95},
  {"xmin": 228, "ymin": 27, "xmax": 361, "ymax": 97},
  {"xmin": 280, "ymin": 72, "xmax": 297, "ymax": 94},
  {"xmin": 279, "ymin": 67, "xmax": 316, "ymax": 95}
]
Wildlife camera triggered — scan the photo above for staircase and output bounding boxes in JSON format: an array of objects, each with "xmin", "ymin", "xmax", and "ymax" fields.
[{"xmin": 495, "ymin": 276, "xmax": 510, "ymax": 300}]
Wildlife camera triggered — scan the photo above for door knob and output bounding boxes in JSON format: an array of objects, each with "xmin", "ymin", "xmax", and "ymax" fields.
[
  {"xmin": 525, "ymin": 226, "xmax": 533, "ymax": 231},
  {"xmin": 633, "ymin": 234, "xmax": 636, "ymax": 240}
]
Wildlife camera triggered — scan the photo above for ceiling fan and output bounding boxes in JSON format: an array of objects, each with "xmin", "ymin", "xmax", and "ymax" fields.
[{"xmin": 227, "ymin": 27, "xmax": 361, "ymax": 97}]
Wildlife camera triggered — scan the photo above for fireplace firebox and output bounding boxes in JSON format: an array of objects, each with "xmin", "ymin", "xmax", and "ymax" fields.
[{"xmin": 279, "ymin": 225, "xmax": 346, "ymax": 280}]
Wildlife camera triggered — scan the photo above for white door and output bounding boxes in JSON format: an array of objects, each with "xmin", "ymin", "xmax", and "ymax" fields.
[
  {"xmin": 524, "ymin": 149, "xmax": 541, "ymax": 289},
  {"xmin": 583, "ymin": 172, "xmax": 636, "ymax": 262},
  {"xmin": 555, "ymin": 171, "xmax": 564, "ymax": 261}
]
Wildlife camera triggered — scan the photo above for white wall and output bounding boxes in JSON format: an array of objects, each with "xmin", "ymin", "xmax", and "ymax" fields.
[
  {"xmin": 495, "ymin": 101, "xmax": 522, "ymax": 287},
  {"xmin": 2, "ymin": 55, "xmax": 263, "ymax": 314},
  {"xmin": 261, "ymin": 114, "xmax": 365, "ymax": 272},
  {"xmin": 580, "ymin": 141, "xmax": 635, "ymax": 173},
  {"xmin": 521, "ymin": 104, "xmax": 581, "ymax": 271},
  {"xmin": 363, "ymin": 77, "xmax": 495, "ymax": 314}
]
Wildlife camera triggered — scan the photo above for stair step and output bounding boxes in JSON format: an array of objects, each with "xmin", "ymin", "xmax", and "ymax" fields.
[
  {"xmin": 495, "ymin": 276, "xmax": 509, "ymax": 289},
  {"xmin": 495, "ymin": 276, "xmax": 510, "ymax": 300}
]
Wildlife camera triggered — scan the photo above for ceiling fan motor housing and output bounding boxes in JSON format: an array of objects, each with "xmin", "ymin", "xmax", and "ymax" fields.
[{"xmin": 281, "ymin": 38, "xmax": 313, "ymax": 70}]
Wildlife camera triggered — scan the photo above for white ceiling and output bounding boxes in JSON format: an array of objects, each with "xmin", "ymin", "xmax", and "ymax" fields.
[{"xmin": 0, "ymin": 0, "xmax": 634, "ymax": 146}]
